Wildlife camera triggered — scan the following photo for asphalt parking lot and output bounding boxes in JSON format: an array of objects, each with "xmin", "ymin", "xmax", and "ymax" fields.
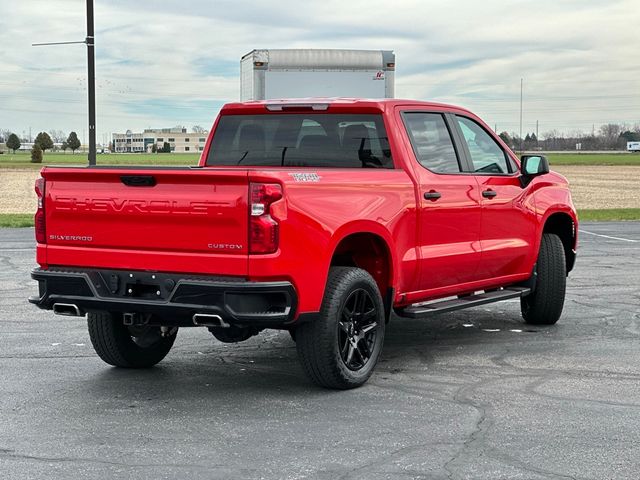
[{"xmin": 1, "ymin": 223, "xmax": 639, "ymax": 480}]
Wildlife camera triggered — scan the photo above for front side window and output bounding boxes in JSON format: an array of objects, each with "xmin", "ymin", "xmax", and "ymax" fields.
[
  {"xmin": 402, "ymin": 112, "xmax": 460, "ymax": 173},
  {"xmin": 457, "ymin": 116, "xmax": 510, "ymax": 174},
  {"xmin": 206, "ymin": 114, "xmax": 393, "ymax": 168}
]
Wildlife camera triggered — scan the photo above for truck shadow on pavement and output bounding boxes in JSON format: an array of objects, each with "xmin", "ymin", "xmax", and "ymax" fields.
[{"xmin": 79, "ymin": 306, "xmax": 554, "ymax": 401}]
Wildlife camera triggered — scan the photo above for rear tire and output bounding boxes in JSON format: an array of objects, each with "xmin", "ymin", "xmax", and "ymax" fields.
[
  {"xmin": 87, "ymin": 312, "xmax": 177, "ymax": 368},
  {"xmin": 296, "ymin": 267, "xmax": 385, "ymax": 389},
  {"xmin": 521, "ymin": 233, "xmax": 566, "ymax": 325}
]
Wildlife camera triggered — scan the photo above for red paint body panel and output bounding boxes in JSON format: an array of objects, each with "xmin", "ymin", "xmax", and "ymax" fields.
[
  {"xmin": 36, "ymin": 98, "xmax": 577, "ymax": 320},
  {"xmin": 246, "ymin": 169, "xmax": 416, "ymax": 312},
  {"xmin": 41, "ymin": 167, "xmax": 250, "ymax": 276}
]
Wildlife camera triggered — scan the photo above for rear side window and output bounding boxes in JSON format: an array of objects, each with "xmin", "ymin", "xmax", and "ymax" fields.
[
  {"xmin": 456, "ymin": 116, "xmax": 511, "ymax": 174},
  {"xmin": 402, "ymin": 113, "xmax": 460, "ymax": 174},
  {"xmin": 206, "ymin": 114, "xmax": 393, "ymax": 168}
]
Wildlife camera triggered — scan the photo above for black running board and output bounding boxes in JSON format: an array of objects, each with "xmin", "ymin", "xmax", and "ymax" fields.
[{"xmin": 397, "ymin": 287, "xmax": 530, "ymax": 319}]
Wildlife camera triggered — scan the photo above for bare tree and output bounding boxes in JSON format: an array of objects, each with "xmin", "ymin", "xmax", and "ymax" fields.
[
  {"xmin": 599, "ymin": 123, "xmax": 622, "ymax": 138},
  {"xmin": 48, "ymin": 129, "xmax": 66, "ymax": 143},
  {"xmin": 191, "ymin": 125, "xmax": 207, "ymax": 133},
  {"xmin": 0, "ymin": 129, "xmax": 11, "ymax": 143}
]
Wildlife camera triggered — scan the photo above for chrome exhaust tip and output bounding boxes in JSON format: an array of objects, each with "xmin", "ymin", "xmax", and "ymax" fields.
[
  {"xmin": 52, "ymin": 303, "xmax": 84, "ymax": 317},
  {"xmin": 192, "ymin": 313, "xmax": 229, "ymax": 328}
]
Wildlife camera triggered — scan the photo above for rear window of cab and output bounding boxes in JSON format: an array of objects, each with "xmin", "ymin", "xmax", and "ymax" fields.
[{"xmin": 206, "ymin": 114, "xmax": 393, "ymax": 168}]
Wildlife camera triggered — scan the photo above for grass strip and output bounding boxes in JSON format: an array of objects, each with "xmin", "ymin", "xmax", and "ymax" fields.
[
  {"xmin": 0, "ymin": 214, "xmax": 34, "ymax": 227},
  {"xmin": 547, "ymin": 154, "xmax": 640, "ymax": 166},
  {"xmin": 0, "ymin": 152, "xmax": 198, "ymax": 168},
  {"xmin": 577, "ymin": 208, "xmax": 640, "ymax": 221}
]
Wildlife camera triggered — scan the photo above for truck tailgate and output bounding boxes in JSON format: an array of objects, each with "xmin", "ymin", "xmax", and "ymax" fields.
[{"xmin": 41, "ymin": 167, "xmax": 249, "ymax": 276}]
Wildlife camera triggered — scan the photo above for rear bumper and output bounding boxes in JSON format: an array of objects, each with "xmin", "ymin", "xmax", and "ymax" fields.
[{"xmin": 29, "ymin": 267, "xmax": 297, "ymax": 328}]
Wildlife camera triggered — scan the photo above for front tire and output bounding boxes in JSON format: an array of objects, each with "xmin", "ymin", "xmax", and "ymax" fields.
[
  {"xmin": 296, "ymin": 267, "xmax": 385, "ymax": 389},
  {"xmin": 521, "ymin": 233, "xmax": 566, "ymax": 325},
  {"xmin": 87, "ymin": 312, "xmax": 177, "ymax": 368}
]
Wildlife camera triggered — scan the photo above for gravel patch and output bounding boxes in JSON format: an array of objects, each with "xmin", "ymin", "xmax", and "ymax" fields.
[
  {"xmin": 1, "ymin": 166, "xmax": 638, "ymax": 214},
  {"xmin": 0, "ymin": 169, "xmax": 40, "ymax": 214},
  {"xmin": 554, "ymin": 165, "xmax": 640, "ymax": 210}
]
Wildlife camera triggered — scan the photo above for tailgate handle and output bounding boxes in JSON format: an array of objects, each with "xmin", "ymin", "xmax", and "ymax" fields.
[{"xmin": 121, "ymin": 175, "xmax": 156, "ymax": 187}]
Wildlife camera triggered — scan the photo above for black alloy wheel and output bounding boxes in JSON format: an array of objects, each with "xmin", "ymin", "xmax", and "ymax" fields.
[
  {"xmin": 338, "ymin": 288, "xmax": 379, "ymax": 371},
  {"xmin": 296, "ymin": 267, "xmax": 386, "ymax": 389}
]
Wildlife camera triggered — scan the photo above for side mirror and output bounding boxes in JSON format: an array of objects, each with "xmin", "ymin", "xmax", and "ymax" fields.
[{"xmin": 520, "ymin": 155, "xmax": 549, "ymax": 186}]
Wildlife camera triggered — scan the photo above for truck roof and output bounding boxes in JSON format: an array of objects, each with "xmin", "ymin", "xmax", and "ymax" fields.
[{"xmin": 221, "ymin": 98, "xmax": 472, "ymax": 115}]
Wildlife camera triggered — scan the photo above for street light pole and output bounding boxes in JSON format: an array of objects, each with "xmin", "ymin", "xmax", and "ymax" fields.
[
  {"xmin": 86, "ymin": 0, "xmax": 96, "ymax": 165},
  {"xmin": 519, "ymin": 78, "xmax": 523, "ymax": 154},
  {"xmin": 32, "ymin": 0, "xmax": 97, "ymax": 166}
]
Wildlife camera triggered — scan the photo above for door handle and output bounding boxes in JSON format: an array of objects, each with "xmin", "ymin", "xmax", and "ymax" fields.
[
  {"xmin": 424, "ymin": 190, "xmax": 441, "ymax": 201},
  {"xmin": 482, "ymin": 189, "xmax": 497, "ymax": 198}
]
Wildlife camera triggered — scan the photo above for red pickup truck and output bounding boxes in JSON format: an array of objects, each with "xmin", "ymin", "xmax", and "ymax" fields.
[{"xmin": 29, "ymin": 99, "xmax": 577, "ymax": 389}]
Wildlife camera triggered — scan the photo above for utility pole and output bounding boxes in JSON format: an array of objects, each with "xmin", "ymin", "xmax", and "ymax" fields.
[
  {"xmin": 32, "ymin": 0, "xmax": 96, "ymax": 166},
  {"xmin": 536, "ymin": 120, "xmax": 539, "ymax": 139},
  {"xmin": 86, "ymin": 0, "xmax": 96, "ymax": 165},
  {"xmin": 519, "ymin": 78, "xmax": 523, "ymax": 154}
]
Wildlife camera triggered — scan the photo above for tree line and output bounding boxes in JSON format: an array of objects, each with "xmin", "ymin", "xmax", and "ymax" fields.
[
  {"xmin": 499, "ymin": 123, "xmax": 640, "ymax": 151},
  {"xmin": 2, "ymin": 130, "xmax": 82, "ymax": 163}
]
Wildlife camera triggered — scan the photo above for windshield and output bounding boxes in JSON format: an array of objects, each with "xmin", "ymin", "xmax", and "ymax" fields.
[{"xmin": 206, "ymin": 113, "xmax": 393, "ymax": 168}]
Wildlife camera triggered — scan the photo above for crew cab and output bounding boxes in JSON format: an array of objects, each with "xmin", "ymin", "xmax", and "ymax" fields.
[{"xmin": 29, "ymin": 99, "xmax": 577, "ymax": 388}]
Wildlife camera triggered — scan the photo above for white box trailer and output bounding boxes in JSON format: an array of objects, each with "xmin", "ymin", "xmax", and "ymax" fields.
[
  {"xmin": 627, "ymin": 141, "xmax": 640, "ymax": 152},
  {"xmin": 240, "ymin": 49, "xmax": 395, "ymax": 101}
]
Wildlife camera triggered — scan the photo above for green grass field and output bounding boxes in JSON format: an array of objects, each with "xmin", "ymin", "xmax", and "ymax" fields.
[
  {"xmin": 1, "ymin": 151, "xmax": 639, "ymax": 169},
  {"xmin": 0, "ymin": 152, "xmax": 199, "ymax": 168},
  {"xmin": 577, "ymin": 209, "xmax": 640, "ymax": 221},
  {"xmin": 0, "ymin": 214, "xmax": 34, "ymax": 227},
  {"xmin": 546, "ymin": 153, "xmax": 640, "ymax": 166}
]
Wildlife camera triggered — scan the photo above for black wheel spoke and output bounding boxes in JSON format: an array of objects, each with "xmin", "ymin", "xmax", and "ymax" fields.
[
  {"xmin": 356, "ymin": 339, "xmax": 370, "ymax": 360},
  {"xmin": 362, "ymin": 307, "xmax": 377, "ymax": 321},
  {"xmin": 338, "ymin": 320, "xmax": 350, "ymax": 333},
  {"xmin": 340, "ymin": 335, "xmax": 350, "ymax": 358},
  {"xmin": 353, "ymin": 344, "xmax": 365, "ymax": 365},
  {"xmin": 345, "ymin": 342, "xmax": 356, "ymax": 366},
  {"xmin": 356, "ymin": 290, "xmax": 367, "ymax": 315},
  {"xmin": 360, "ymin": 321, "xmax": 377, "ymax": 335}
]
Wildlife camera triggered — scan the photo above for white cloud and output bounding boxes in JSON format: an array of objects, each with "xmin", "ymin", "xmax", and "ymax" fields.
[{"xmin": 1, "ymin": 0, "xmax": 638, "ymax": 141}]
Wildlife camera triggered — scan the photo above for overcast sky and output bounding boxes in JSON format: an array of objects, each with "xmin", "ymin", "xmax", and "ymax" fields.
[{"xmin": 1, "ymin": 0, "xmax": 638, "ymax": 143}]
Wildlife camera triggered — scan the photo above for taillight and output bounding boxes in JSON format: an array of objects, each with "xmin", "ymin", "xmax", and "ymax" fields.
[
  {"xmin": 249, "ymin": 183, "xmax": 283, "ymax": 254},
  {"xmin": 34, "ymin": 177, "xmax": 46, "ymax": 243}
]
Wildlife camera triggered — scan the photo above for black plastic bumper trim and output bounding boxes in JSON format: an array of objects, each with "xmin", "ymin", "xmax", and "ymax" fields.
[{"xmin": 29, "ymin": 267, "xmax": 298, "ymax": 327}]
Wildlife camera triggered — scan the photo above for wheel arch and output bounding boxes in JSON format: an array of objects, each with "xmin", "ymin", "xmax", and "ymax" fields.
[
  {"xmin": 327, "ymin": 223, "xmax": 397, "ymax": 320},
  {"xmin": 540, "ymin": 210, "xmax": 577, "ymax": 273}
]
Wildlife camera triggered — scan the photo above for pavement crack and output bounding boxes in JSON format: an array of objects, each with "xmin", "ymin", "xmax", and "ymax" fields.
[
  {"xmin": 0, "ymin": 449, "xmax": 219, "ymax": 470},
  {"xmin": 442, "ymin": 377, "xmax": 492, "ymax": 479}
]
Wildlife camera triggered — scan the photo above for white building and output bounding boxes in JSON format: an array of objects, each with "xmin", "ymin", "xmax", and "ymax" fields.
[
  {"xmin": 112, "ymin": 130, "xmax": 149, "ymax": 153},
  {"xmin": 112, "ymin": 128, "xmax": 208, "ymax": 153}
]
